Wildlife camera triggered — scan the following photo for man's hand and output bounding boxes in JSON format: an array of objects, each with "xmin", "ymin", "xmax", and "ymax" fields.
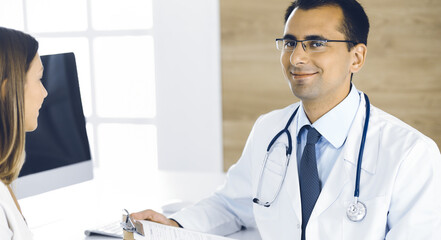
[{"xmin": 131, "ymin": 209, "xmax": 180, "ymax": 228}]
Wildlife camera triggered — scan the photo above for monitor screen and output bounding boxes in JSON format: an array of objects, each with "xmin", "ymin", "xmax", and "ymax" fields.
[{"xmin": 13, "ymin": 52, "xmax": 93, "ymax": 199}]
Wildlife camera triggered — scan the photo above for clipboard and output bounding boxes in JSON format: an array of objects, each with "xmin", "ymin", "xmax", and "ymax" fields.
[
  {"xmin": 121, "ymin": 209, "xmax": 234, "ymax": 240},
  {"xmin": 133, "ymin": 220, "xmax": 235, "ymax": 240}
]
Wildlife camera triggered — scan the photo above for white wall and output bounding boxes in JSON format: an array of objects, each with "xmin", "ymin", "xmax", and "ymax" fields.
[{"xmin": 153, "ymin": 0, "xmax": 223, "ymax": 172}]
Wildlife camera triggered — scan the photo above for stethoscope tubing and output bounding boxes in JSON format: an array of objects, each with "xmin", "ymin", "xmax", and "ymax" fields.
[
  {"xmin": 253, "ymin": 107, "xmax": 299, "ymax": 207},
  {"xmin": 254, "ymin": 93, "xmax": 371, "ymax": 216},
  {"xmin": 266, "ymin": 107, "xmax": 299, "ymax": 154},
  {"xmin": 354, "ymin": 94, "xmax": 370, "ymax": 198}
]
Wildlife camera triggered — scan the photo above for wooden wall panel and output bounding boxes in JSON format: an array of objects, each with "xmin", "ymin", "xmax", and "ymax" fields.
[{"xmin": 221, "ymin": 0, "xmax": 441, "ymax": 171}]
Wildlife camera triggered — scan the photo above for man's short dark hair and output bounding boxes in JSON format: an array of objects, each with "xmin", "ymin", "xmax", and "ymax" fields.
[{"xmin": 284, "ymin": 0, "xmax": 370, "ymax": 50}]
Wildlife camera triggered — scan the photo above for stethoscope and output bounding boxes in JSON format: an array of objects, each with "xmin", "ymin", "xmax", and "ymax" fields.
[{"xmin": 253, "ymin": 94, "xmax": 370, "ymax": 222}]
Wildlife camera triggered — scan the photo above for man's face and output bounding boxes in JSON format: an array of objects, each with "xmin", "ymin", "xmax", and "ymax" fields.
[{"xmin": 281, "ymin": 5, "xmax": 357, "ymax": 105}]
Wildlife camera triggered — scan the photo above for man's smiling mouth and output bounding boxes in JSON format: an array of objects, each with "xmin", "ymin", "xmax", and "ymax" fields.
[{"xmin": 291, "ymin": 72, "xmax": 318, "ymax": 78}]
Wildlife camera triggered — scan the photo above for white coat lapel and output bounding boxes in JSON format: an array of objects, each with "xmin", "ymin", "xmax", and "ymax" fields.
[
  {"xmin": 286, "ymin": 111, "xmax": 302, "ymax": 222},
  {"xmin": 309, "ymin": 153, "xmax": 350, "ymax": 220},
  {"xmin": 309, "ymin": 92, "xmax": 374, "ymax": 220},
  {"xmin": 344, "ymin": 93, "xmax": 379, "ymax": 175}
]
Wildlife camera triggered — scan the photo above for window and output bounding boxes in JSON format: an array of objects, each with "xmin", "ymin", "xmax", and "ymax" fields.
[{"xmin": 1, "ymin": 0, "xmax": 158, "ymax": 170}]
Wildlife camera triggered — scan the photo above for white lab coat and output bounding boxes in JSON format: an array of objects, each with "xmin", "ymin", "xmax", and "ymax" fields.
[
  {"xmin": 0, "ymin": 182, "xmax": 33, "ymax": 240},
  {"xmin": 172, "ymin": 91, "xmax": 441, "ymax": 240}
]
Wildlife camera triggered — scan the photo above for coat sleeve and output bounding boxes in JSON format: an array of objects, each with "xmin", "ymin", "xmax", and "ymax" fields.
[
  {"xmin": 169, "ymin": 117, "xmax": 262, "ymax": 236},
  {"xmin": 385, "ymin": 138, "xmax": 441, "ymax": 239}
]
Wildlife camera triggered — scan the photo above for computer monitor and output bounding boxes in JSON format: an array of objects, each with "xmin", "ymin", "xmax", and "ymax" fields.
[{"xmin": 13, "ymin": 52, "xmax": 93, "ymax": 199}]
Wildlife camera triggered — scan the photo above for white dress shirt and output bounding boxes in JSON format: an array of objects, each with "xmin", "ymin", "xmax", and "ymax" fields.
[{"xmin": 296, "ymin": 84, "xmax": 360, "ymax": 186}]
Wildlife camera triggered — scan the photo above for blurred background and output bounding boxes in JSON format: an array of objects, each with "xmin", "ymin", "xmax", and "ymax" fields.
[
  {"xmin": 0, "ymin": 0, "xmax": 439, "ymax": 173},
  {"xmin": 221, "ymin": 0, "xmax": 441, "ymax": 169},
  {"xmin": 0, "ymin": 0, "xmax": 223, "ymax": 175}
]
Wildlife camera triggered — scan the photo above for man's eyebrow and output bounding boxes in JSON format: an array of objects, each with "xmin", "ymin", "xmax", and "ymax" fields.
[
  {"xmin": 282, "ymin": 34, "xmax": 328, "ymax": 41},
  {"xmin": 283, "ymin": 34, "xmax": 297, "ymax": 40},
  {"xmin": 304, "ymin": 35, "xmax": 328, "ymax": 40}
]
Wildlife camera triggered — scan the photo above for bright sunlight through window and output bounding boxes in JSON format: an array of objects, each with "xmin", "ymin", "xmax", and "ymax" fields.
[{"xmin": 0, "ymin": 0, "xmax": 158, "ymax": 170}]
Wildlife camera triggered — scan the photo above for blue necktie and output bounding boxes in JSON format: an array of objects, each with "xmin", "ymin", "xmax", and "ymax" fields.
[{"xmin": 299, "ymin": 126, "xmax": 321, "ymax": 240}]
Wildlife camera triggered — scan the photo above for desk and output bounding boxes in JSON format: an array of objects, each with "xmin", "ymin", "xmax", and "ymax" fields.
[{"xmin": 19, "ymin": 168, "xmax": 261, "ymax": 240}]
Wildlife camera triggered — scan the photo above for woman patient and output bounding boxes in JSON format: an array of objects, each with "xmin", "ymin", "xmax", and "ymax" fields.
[{"xmin": 0, "ymin": 27, "xmax": 48, "ymax": 239}]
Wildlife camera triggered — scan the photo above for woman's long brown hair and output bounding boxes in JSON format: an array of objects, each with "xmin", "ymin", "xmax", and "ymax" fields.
[{"xmin": 0, "ymin": 27, "xmax": 39, "ymax": 185}]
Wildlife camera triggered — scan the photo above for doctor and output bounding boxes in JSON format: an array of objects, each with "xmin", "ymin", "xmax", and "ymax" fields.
[{"xmin": 132, "ymin": 0, "xmax": 441, "ymax": 239}]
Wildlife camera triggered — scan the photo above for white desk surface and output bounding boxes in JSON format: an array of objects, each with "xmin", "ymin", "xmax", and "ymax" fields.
[{"xmin": 18, "ymin": 168, "xmax": 261, "ymax": 240}]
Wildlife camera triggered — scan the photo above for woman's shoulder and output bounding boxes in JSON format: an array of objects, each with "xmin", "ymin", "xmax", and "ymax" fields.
[
  {"xmin": 0, "ymin": 181, "xmax": 13, "ymax": 239},
  {"xmin": 0, "ymin": 181, "xmax": 11, "ymax": 200},
  {"xmin": 0, "ymin": 181, "xmax": 33, "ymax": 239},
  {"xmin": 0, "ymin": 206, "xmax": 13, "ymax": 239}
]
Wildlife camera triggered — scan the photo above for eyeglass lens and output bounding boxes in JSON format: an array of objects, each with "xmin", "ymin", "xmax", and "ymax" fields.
[{"xmin": 276, "ymin": 39, "xmax": 329, "ymax": 53}]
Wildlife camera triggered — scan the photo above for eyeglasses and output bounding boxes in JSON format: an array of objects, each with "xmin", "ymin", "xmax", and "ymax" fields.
[{"xmin": 275, "ymin": 38, "xmax": 357, "ymax": 53}]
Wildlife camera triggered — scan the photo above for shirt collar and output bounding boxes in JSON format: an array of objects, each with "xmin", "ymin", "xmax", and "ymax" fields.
[{"xmin": 296, "ymin": 84, "xmax": 361, "ymax": 148}]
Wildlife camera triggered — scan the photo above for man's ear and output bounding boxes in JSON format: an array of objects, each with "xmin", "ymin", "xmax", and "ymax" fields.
[
  {"xmin": 1, "ymin": 79, "xmax": 7, "ymax": 99},
  {"xmin": 350, "ymin": 43, "xmax": 367, "ymax": 73}
]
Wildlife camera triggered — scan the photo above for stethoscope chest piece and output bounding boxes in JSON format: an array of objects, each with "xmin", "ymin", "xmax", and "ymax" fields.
[{"xmin": 346, "ymin": 199, "xmax": 367, "ymax": 222}]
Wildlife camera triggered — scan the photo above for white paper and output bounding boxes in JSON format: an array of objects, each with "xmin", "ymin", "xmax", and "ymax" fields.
[{"xmin": 134, "ymin": 220, "xmax": 235, "ymax": 240}]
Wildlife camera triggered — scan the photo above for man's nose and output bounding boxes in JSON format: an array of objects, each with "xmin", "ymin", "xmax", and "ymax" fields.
[{"xmin": 290, "ymin": 42, "xmax": 308, "ymax": 65}]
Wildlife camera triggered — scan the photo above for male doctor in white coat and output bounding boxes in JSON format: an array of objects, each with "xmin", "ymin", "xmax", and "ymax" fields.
[{"xmin": 133, "ymin": 0, "xmax": 441, "ymax": 239}]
